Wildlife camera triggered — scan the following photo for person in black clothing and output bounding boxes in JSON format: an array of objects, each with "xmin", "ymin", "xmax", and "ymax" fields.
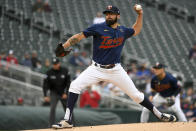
[
  {"xmin": 43, "ymin": 58, "xmax": 71, "ymax": 127},
  {"xmin": 31, "ymin": 50, "xmax": 40, "ymax": 69}
]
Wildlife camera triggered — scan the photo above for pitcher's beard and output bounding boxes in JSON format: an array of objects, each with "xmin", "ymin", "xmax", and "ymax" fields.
[{"xmin": 106, "ymin": 18, "xmax": 117, "ymax": 26}]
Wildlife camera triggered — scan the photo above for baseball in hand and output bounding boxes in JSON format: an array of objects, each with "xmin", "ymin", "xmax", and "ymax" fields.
[{"xmin": 136, "ymin": 5, "xmax": 142, "ymax": 11}]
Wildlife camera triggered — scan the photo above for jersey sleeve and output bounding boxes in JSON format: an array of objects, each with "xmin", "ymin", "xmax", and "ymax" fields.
[
  {"xmin": 83, "ymin": 24, "xmax": 98, "ymax": 37},
  {"xmin": 151, "ymin": 78, "xmax": 155, "ymax": 90},
  {"xmin": 124, "ymin": 27, "xmax": 135, "ymax": 39},
  {"xmin": 170, "ymin": 76, "xmax": 180, "ymax": 96}
]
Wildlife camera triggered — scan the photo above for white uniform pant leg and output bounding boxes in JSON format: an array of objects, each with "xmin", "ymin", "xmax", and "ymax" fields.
[
  {"xmin": 107, "ymin": 65, "xmax": 144, "ymax": 103},
  {"xmin": 140, "ymin": 94, "xmax": 164, "ymax": 122},
  {"xmin": 140, "ymin": 107, "xmax": 150, "ymax": 122},
  {"xmin": 69, "ymin": 65, "xmax": 104, "ymax": 94},
  {"xmin": 169, "ymin": 94, "xmax": 187, "ymax": 122}
]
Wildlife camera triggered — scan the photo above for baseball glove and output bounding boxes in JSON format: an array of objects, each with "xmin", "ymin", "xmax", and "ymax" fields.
[
  {"xmin": 166, "ymin": 96, "xmax": 175, "ymax": 107},
  {"xmin": 55, "ymin": 43, "xmax": 72, "ymax": 57}
]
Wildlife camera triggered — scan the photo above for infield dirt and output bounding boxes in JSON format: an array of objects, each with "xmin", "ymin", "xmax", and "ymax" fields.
[{"xmin": 26, "ymin": 122, "xmax": 196, "ymax": 131}]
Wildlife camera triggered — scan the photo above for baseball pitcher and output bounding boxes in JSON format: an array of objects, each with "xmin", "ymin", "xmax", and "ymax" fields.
[{"xmin": 53, "ymin": 5, "xmax": 176, "ymax": 129}]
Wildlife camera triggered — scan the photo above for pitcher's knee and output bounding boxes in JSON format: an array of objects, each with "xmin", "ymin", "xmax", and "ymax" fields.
[
  {"xmin": 131, "ymin": 92, "xmax": 144, "ymax": 103},
  {"xmin": 69, "ymin": 80, "xmax": 82, "ymax": 94}
]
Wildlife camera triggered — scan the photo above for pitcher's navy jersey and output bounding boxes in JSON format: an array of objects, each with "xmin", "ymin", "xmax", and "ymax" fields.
[
  {"xmin": 151, "ymin": 72, "xmax": 180, "ymax": 97},
  {"xmin": 83, "ymin": 22, "xmax": 135, "ymax": 65}
]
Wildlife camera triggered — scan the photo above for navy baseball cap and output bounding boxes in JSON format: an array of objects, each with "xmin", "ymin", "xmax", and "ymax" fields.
[
  {"xmin": 52, "ymin": 58, "xmax": 60, "ymax": 64},
  {"xmin": 152, "ymin": 63, "xmax": 166, "ymax": 69},
  {"xmin": 103, "ymin": 5, "xmax": 120, "ymax": 15}
]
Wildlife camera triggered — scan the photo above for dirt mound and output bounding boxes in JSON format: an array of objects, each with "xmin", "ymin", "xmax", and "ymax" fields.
[{"xmin": 27, "ymin": 122, "xmax": 196, "ymax": 131}]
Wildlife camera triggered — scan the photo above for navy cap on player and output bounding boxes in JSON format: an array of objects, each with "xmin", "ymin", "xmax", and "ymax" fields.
[
  {"xmin": 103, "ymin": 5, "xmax": 120, "ymax": 15},
  {"xmin": 152, "ymin": 62, "xmax": 166, "ymax": 69},
  {"xmin": 52, "ymin": 58, "xmax": 60, "ymax": 64}
]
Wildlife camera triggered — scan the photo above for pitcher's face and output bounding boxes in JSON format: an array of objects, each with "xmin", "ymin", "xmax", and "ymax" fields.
[{"xmin": 105, "ymin": 12, "xmax": 119, "ymax": 26}]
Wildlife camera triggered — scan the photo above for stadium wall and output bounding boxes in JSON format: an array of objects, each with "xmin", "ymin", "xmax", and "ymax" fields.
[{"xmin": 0, "ymin": 106, "xmax": 160, "ymax": 130}]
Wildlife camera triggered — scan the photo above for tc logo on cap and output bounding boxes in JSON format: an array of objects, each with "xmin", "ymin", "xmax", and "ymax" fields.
[{"xmin": 107, "ymin": 5, "xmax": 112, "ymax": 10}]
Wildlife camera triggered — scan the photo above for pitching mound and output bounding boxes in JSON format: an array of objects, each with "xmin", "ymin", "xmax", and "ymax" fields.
[{"xmin": 26, "ymin": 122, "xmax": 196, "ymax": 131}]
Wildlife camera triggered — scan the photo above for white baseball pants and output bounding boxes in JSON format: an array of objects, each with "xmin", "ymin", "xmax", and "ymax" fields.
[
  {"xmin": 69, "ymin": 63, "xmax": 144, "ymax": 104},
  {"xmin": 140, "ymin": 93, "xmax": 187, "ymax": 122}
]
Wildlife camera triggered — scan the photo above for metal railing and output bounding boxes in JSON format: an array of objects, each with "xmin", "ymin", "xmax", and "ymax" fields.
[
  {"xmin": 101, "ymin": 93, "xmax": 142, "ymax": 110},
  {"xmin": 0, "ymin": 61, "xmax": 45, "ymax": 87},
  {"xmin": 0, "ymin": 75, "xmax": 43, "ymax": 106}
]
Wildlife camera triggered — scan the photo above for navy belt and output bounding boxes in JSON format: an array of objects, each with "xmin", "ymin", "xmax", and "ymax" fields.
[{"xmin": 94, "ymin": 63, "xmax": 115, "ymax": 69}]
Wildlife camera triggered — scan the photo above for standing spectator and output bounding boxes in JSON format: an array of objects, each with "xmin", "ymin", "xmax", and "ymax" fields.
[
  {"xmin": 99, "ymin": 82, "xmax": 113, "ymax": 95},
  {"xmin": 136, "ymin": 63, "xmax": 151, "ymax": 80},
  {"xmin": 31, "ymin": 50, "xmax": 40, "ymax": 69},
  {"xmin": 188, "ymin": 43, "xmax": 196, "ymax": 60},
  {"xmin": 0, "ymin": 52, "xmax": 6, "ymax": 67},
  {"xmin": 34, "ymin": 61, "xmax": 42, "ymax": 73},
  {"xmin": 43, "ymin": 58, "xmax": 71, "ymax": 127},
  {"xmin": 80, "ymin": 51, "xmax": 91, "ymax": 66},
  {"xmin": 185, "ymin": 87, "xmax": 196, "ymax": 102},
  {"xmin": 91, "ymin": 81, "xmax": 109, "ymax": 94},
  {"xmin": 6, "ymin": 50, "xmax": 18, "ymax": 65},
  {"xmin": 181, "ymin": 87, "xmax": 196, "ymax": 110},
  {"xmin": 185, "ymin": 101, "xmax": 196, "ymax": 122},
  {"xmin": 17, "ymin": 97, "xmax": 24, "ymax": 106},
  {"xmin": 69, "ymin": 50, "xmax": 85, "ymax": 67},
  {"xmin": 21, "ymin": 53, "xmax": 32, "ymax": 68},
  {"xmin": 80, "ymin": 86, "xmax": 101, "ymax": 108},
  {"xmin": 0, "ymin": 52, "xmax": 6, "ymax": 61},
  {"xmin": 128, "ymin": 61, "xmax": 138, "ymax": 80},
  {"xmin": 40, "ymin": 58, "xmax": 51, "ymax": 74},
  {"xmin": 43, "ymin": 0, "xmax": 52, "ymax": 12},
  {"xmin": 32, "ymin": 0, "xmax": 44, "ymax": 12},
  {"xmin": 93, "ymin": 12, "xmax": 105, "ymax": 24}
]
